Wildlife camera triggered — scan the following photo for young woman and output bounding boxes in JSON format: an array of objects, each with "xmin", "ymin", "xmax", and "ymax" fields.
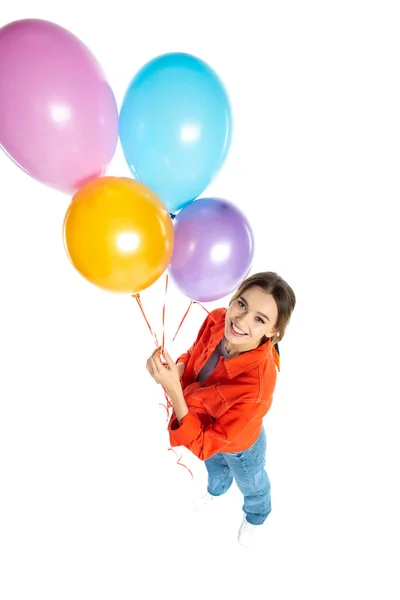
[{"xmin": 146, "ymin": 271, "xmax": 296, "ymax": 547}]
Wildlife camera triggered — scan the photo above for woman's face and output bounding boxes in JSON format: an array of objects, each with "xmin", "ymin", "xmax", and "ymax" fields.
[{"xmin": 224, "ymin": 286, "xmax": 279, "ymax": 354}]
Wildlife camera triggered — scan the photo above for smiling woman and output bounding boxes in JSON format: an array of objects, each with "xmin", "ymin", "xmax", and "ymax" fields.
[{"xmin": 146, "ymin": 271, "xmax": 296, "ymax": 548}]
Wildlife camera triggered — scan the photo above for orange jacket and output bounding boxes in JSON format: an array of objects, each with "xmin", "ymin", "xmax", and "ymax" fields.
[{"xmin": 168, "ymin": 307, "xmax": 280, "ymax": 460}]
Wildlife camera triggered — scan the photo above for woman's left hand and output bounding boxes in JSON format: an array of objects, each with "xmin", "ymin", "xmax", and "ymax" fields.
[{"xmin": 146, "ymin": 347, "xmax": 181, "ymax": 392}]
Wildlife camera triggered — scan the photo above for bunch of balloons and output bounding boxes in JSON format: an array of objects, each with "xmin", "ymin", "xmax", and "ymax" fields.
[{"xmin": 0, "ymin": 18, "xmax": 254, "ymax": 302}]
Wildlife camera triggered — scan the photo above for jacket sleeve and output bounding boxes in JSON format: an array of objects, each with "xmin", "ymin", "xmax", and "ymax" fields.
[
  {"xmin": 168, "ymin": 400, "xmax": 270, "ymax": 461},
  {"xmin": 175, "ymin": 311, "xmax": 211, "ymax": 367}
]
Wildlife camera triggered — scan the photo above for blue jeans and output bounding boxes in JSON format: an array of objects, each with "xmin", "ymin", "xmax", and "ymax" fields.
[{"xmin": 205, "ymin": 427, "xmax": 271, "ymax": 525}]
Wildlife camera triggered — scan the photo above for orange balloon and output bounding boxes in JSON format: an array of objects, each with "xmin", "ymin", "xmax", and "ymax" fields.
[{"xmin": 63, "ymin": 176, "xmax": 174, "ymax": 293}]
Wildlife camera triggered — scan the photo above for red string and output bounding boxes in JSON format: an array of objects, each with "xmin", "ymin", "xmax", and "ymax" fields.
[
  {"xmin": 172, "ymin": 299, "xmax": 210, "ymax": 342},
  {"xmin": 159, "ymin": 391, "xmax": 173, "ymax": 421},
  {"xmin": 132, "ymin": 289, "xmax": 171, "ymax": 415},
  {"xmin": 132, "ymin": 293, "xmax": 159, "ymax": 347},
  {"xmin": 159, "ymin": 274, "xmax": 171, "ymax": 415},
  {"xmin": 161, "ymin": 273, "xmax": 168, "ymax": 354},
  {"xmin": 168, "ymin": 447, "xmax": 194, "ymax": 478},
  {"xmin": 132, "ymin": 276, "xmax": 193, "ymax": 479},
  {"xmin": 172, "ymin": 300, "xmax": 193, "ymax": 342},
  {"xmin": 194, "ymin": 301, "xmax": 210, "ymax": 315}
]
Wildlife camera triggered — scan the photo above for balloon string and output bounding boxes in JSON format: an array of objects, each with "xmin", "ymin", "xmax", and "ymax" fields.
[
  {"xmin": 168, "ymin": 447, "xmax": 194, "ymax": 478},
  {"xmin": 158, "ymin": 275, "xmax": 174, "ymax": 416},
  {"xmin": 159, "ymin": 389, "xmax": 173, "ymax": 419},
  {"xmin": 172, "ymin": 300, "xmax": 210, "ymax": 343},
  {"xmin": 161, "ymin": 273, "xmax": 169, "ymax": 355},
  {"xmin": 132, "ymin": 293, "xmax": 160, "ymax": 347},
  {"xmin": 130, "ymin": 283, "xmax": 170, "ymax": 409},
  {"xmin": 156, "ymin": 274, "xmax": 171, "ymax": 414},
  {"xmin": 132, "ymin": 283, "xmax": 170, "ymax": 413},
  {"xmin": 172, "ymin": 300, "xmax": 193, "ymax": 342},
  {"xmin": 132, "ymin": 283, "xmax": 194, "ymax": 479},
  {"xmin": 194, "ymin": 301, "xmax": 210, "ymax": 315}
]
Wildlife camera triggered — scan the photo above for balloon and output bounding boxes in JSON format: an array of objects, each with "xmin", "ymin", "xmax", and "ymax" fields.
[
  {"xmin": 63, "ymin": 177, "xmax": 174, "ymax": 294},
  {"xmin": 119, "ymin": 52, "xmax": 232, "ymax": 213},
  {"xmin": 0, "ymin": 19, "xmax": 118, "ymax": 194},
  {"xmin": 169, "ymin": 197, "xmax": 254, "ymax": 302}
]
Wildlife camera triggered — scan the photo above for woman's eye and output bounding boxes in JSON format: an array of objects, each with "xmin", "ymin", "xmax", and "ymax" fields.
[
  {"xmin": 256, "ymin": 317, "xmax": 265, "ymax": 324},
  {"xmin": 238, "ymin": 300, "xmax": 245, "ymax": 308}
]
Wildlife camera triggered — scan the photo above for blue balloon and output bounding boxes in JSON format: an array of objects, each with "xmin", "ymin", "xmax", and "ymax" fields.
[{"xmin": 119, "ymin": 53, "xmax": 232, "ymax": 213}]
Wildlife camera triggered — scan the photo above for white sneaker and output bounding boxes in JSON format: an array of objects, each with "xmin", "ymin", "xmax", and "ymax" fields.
[
  {"xmin": 238, "ymin": 516, "xmax": 259, "ymax": 548},
  {"xmin": 193, "ymin": 491, "xmax": 215, "ymax": 512}
]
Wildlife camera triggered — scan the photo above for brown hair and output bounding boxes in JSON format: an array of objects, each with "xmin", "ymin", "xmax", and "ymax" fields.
[{"xmin": 230, "ymin": 271, "xmax": 296, "ymax": 347}]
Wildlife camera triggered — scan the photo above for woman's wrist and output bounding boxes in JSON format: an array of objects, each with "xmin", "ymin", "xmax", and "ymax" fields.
[
  {"xmin": 165, "ymin": 384, "xmax": 189, "ymax": 423},
  {"xmin": 176, "ymin": 361, "xmax": 186, "ymax": 379}
]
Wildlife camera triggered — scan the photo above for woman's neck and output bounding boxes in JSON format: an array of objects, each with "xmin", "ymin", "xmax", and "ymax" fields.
[{"xmin": 223, "ymin": 335, "xmax": 266, "ymax": 357}]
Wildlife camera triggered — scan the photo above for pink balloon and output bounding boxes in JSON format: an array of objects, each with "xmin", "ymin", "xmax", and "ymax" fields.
[{"xmin": 0, "ymin": 19, "xmax": 118, "ymax": 194}]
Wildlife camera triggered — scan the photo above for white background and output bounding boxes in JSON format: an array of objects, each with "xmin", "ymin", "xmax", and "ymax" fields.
[{"xmin": 1, "ymin": 1, "xmax": 399, "ymax": 598}]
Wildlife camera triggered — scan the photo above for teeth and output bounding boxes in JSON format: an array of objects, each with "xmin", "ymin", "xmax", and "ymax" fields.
[{"xmin": 232, "ymin": 322, "xmax": 246, "ymax": 335}]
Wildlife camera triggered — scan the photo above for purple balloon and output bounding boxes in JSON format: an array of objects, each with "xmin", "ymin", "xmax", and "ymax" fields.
[
  {"xmin": 169, "ymin": 197, "xmax": 254, "ymax": 302},
  {"xmin": 0, "ymin": 19, "xmax": 118, "ymax": 194}
]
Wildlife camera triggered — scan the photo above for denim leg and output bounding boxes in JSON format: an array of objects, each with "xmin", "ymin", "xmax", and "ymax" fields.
[
  {"xmin": 224, "ymin": 427, "xmax": 271, "ymax": 525},
  {"xmin": 205, "ymin": 452, "xmax": 234, "ymax": 497}
]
